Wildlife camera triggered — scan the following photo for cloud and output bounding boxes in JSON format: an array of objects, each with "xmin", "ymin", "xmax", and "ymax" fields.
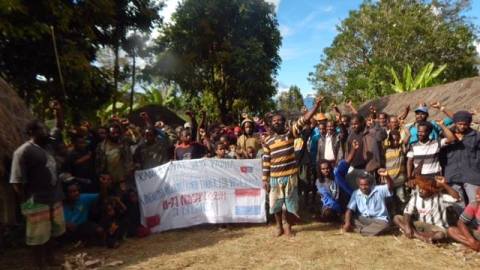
[
  {"xmin": 280, "ymin": 47, "xmax": 301, "ymax": 61},
  {"xmin": 321, "ymin": 5, "xmax": 334, "ymax": 13},
  {"xmin": 279, "ymin": 25, "xmax": 293, "ymax": 38}
]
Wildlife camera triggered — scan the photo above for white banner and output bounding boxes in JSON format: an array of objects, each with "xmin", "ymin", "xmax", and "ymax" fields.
[{"xmin": 135, "ymin": 158, "xmax": 266, "ymax": 233}]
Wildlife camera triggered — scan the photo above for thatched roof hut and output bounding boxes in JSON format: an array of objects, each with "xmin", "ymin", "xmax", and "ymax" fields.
[
  {"xmin": 0, "ymin": 78, "xmax": 33, "ymax": 179},
  {"xmin": 128, "ymin": 104, "xmax": 185, "ymax": 128},
  {"xmin": 357, "ymin": 76, "xmax": 480, "ymax": 122}
]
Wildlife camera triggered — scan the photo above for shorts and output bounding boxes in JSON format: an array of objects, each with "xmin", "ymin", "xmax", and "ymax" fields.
[
  {"xmin": 269, "ymin": 175, "xmax": 299, "ymax": 216},
  {"xmin": 413, "ymin": 221, "xmax": 446, "ymax": 234},
  {"xmin": 21, "ymin": 198, "xmax": 65, "ymax": 246}
]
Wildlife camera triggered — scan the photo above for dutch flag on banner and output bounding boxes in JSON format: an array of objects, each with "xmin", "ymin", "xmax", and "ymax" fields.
[{"xmin": 235, "ymin": 188, "xmax": 261, "ymax": 216}]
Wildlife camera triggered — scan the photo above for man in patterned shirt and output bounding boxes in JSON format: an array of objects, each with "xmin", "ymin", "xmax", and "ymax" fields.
[{"xmin": 262, "ymin": 97, "xmax": 323, "ymax": 237}]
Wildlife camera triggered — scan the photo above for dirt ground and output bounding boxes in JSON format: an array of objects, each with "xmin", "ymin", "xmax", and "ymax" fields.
[{"xmin": 2, "ymin": 221, "xmax": 480, "ymax": 270}]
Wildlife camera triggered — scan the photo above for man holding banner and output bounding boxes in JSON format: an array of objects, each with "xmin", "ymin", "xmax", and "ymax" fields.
[{"xmin": 262, "ymin": 97, "xmax": 323, "ymax": 236}]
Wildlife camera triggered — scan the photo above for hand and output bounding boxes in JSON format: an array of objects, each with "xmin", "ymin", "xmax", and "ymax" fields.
[
  {"xmin": 315, "ymin": 96, "xmax": 324, "ymax": 105},
  {"xmin": 369, "ymin": 105, "xmax": 376, "ymax": 114},
  {"xmin": 253, "ymin": 116, "xmax": 260, "ymax": 122},
  {"xmin": 471, "ymin": 240, "xmax": 480, "ymax": 252},
  {"xmin": 140, "ymin": 112, "xmax": 149, "ymax": 119},
  {"xmin": 155, "ymin": 121, "xmax": 164, "ymax": 128},
  {"xmin": 405, "ymin": 179, "xmax": 416, "ymax": 189},
  {"xmin": 241, "ymin": 112, "xmax": 248, "ymax": 119},
  {"xmin": 351, "ymin": 139, "xmax": 360, "ymax": 150},
  {"xmin": 377, "ymin": 168, "xmax": 388, "ymax": 177},
  {"xmin": 346, "ymin": 100, "xmax": 353, "ymax": 107},
  {"xmin": 301, "ymin": 106, "xmax": 308, "ymax": 114},
  {"xmin": 262, "ymin": 181, "xmax": 270, "ymax": 192},
  {"xmin": 435, "ymin": 119, "xmax": 445, "ymax": 126},
  {"xmin": 111, "ymin": 115, "xmax": 120, "ymax": 122},
  {"xmin": 121, "ymin": 119, "xmax": 129, "ymax": 126},
  {"xmin": 186, "ymin": 111, "xmax": 194, "ymax": 117},
  {"xmin": 430, "ymin": 101, "xmax": 441, "ymax": 109},
  {"xmin": 434, "ymin": 176, "xmax": 447, "ymax": 187}
]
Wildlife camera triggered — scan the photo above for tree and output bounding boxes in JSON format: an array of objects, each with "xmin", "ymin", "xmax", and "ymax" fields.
[
  {"xmin": 308, "ymin": 0, "xmax": 478, "ymax": 103},
  {"xmin": 277, "ymin": 85, "xmax": 304, "ymax": 113},
  {"xmin": 149, "ymin": 0, "xmax": 281, "ymax": 123},
  {"xmin": 0, "ymin": 0, "xmax": 116, "ymax": 119}
]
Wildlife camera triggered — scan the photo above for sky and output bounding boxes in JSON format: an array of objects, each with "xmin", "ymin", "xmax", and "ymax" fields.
[{"xmin": 160, "ymin": 0, "xmax": 480, "ymax": 96}]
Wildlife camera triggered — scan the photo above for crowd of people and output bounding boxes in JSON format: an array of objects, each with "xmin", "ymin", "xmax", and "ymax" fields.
[{"xmin": 2, "ymin": 97, "xmax": 480, "ymax": 269}]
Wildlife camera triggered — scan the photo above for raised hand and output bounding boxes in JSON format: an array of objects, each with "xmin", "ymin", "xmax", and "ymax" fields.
[
  {"xmin": 377, "ymin": 168, "xmax": 389, "ymax": 177},
  {"xmin": 430, "ymin": 101, "xmax": 441, "ymax": 109},
  {"xmin": 49, "ymin": 100, "xmax": 62, "ymax": 111},
  {"xmin": 434, "ymin": 175, "xmax": 447, "ymax": 187}
]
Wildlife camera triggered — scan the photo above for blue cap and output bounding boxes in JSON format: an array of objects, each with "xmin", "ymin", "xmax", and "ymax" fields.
[{"xmin": 415, "ymin": 106, "xmax": 428, "ymax": 114}]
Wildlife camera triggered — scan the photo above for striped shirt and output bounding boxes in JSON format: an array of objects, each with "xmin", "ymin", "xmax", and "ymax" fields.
[
  {"xmin": 385, "ymin": 147, "xmax": 406, "ymax": 187},
  {"xmin": 406, "ymin": 138, "xmax": 447, "ymax": 175},
  {"xmin": 262, "ymin": 116, "xmax": 306, "ymax": 182},
  {"xmin": 404, "ymin": 190, "xmax": 457, "ymax": 228}
]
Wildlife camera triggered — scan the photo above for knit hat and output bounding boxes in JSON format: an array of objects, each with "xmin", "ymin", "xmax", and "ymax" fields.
[{"xmin": 453, "ymin": 110, "xmax": 472, "ymax": 124}]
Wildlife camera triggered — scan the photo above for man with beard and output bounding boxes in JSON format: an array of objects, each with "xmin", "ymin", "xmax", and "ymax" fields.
[
  {"xmin": 407, "ymin": 103, "xmax": 453, "ymax": 145},
  {"xmin": 64, "ymin": 135, "xmax": 97, "ymax": 192},
  {"xmin": 394, "ymin": 176, "xmax": 460, "ymax": 243},
  {"xmin": 10, "ymin": 120, "xmax": 66, "ymax": 269},
  {"xmin": 262, "ymin": 97, "xmax": 323, "ymax": 237},
  {"xmin": 406, "ymin": 121, "xmax": 455, "ymax": 179},
  {"xmin": 443, "ymin": 111, "xmax": 480, "ymax": 205},
  {"xmin": 134, "ymin": 127, "xmax": 170, "ymax": 170},
  {"xmin": 345, "ymin": 115, "xmax": 382, "ymax": 189},
  {"xmin": 237, "ymin": 118, "xmax": 261, "ymax": 157},
  {"xmin": 95, "ymin": 124, "xmax": 133, "ymax": 191}
]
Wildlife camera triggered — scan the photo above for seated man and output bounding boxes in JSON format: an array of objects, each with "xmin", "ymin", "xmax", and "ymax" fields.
[
  {"xmin": 447, "ymin": 187, "xmax": 480, "ymax": 251},
  {"xmin": 394, "ymin": 176, "xmax": 460, "ymax": 243},
  {"xmin": 315, "ymin": 140, "xmax": 357, "ymax": 221},
  {"xmin": 342, "ymin": 168, "xmax": 393, "ymax": 236},
  {"xmin": 63, "ymin": 182, "xmax": 103, "ymax": 244}
]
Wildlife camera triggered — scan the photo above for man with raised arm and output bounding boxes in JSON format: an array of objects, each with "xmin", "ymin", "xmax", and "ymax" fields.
[{"xmin": 262, "ymin": 97, "xmax": 323, "ymax": 237}]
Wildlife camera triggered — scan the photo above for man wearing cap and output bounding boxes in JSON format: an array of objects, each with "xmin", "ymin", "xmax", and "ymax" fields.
[
  {"xmin": 237, "ymin": 118, "xmax": 261, "ymax": 157},
  {"xmin": 407, "ymin": 102, "xmax": 453, "ymax": 145},
  {"xmin": 443, "ymin": 111, "xmax": 480, "ymax": 205},
  {"xmin": 309, "ymin": 112, "xmax": 328, "ymax": 166}
]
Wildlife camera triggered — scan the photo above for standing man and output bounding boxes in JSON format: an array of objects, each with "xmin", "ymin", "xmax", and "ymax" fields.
[
  {"xmin": 262, "ymin": 97, "xmax": 323, "ymax": 237},
  {"xmin": 406, "ymin": 121, "xmax": 455, "ymax": 179},
  {"xmin": 10, "ymin": 120, "xmax": 65, "ymax": 269},
  {"xmin": 96, "ymin": 124, "xmax": 134, "ymax": 191},
  {"xmin": 443, "ymin": 111, "xmax": 480, "ymax": 205}
]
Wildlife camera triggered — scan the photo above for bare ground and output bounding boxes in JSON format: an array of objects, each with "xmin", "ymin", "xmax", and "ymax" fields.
[{"xmin": 3, "ymin": 221, "xmax": 480, "ymax": 270}]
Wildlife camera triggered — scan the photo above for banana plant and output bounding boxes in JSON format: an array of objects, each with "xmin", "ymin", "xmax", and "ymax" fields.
[{"xmin": 388, "ymin": 62, "xmax": 447, "ymax": 93}]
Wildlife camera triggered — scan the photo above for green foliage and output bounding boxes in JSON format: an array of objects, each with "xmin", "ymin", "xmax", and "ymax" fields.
[
  {"xmin": 277, "ymin": 85, "xmax": 304, "ymax": 113},
  {"xmin": 0, "ymin": 0, "xmax": 161, "ymax": 121},
  {"xmin": 308, "ymin": 0, "xmax": 478, "ymax": 103},
  {"xmin": 149, "ymin": 0, "xmax": 281, "ymax": 123},
  {"xmin": 389, "ymin": 62, "xmax": 447, "ymax": 92}
]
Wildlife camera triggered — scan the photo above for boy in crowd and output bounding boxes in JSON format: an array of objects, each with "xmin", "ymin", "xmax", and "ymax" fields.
[{"xmin": 394, "ymin": 176, "xmax": 460, "ymax": 243}]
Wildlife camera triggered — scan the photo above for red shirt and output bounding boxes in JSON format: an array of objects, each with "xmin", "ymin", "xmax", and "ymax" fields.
[{"xmin": 460, "ymin": 202, "xmax": 480, "ymax": 231}]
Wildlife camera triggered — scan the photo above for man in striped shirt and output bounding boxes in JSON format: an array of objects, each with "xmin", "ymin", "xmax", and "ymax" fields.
[
  {"xmin": 262, "ymin": 97, "xmax": 323, "ymax": 237},
  {"xmin": 406, "ymin": 120, "xmax": 455, "ymax": 179},
  {"xmin": 393, "ymin": 176, "xmax": 460, "ymax": 243}
]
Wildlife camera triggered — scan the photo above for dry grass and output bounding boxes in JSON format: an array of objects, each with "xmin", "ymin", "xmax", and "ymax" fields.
[{"xmin": 3, "ymin": 221, "xmax": 480, "ymax": 270}]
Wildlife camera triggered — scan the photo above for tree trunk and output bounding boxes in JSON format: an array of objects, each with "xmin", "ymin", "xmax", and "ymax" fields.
[
  {"xmin": 113, "ymin": 43, "xmax": 120, "ymax": 114},
  {"xmin": 129, "ymin": 47, "xmax": 136, "ymax": 114}
]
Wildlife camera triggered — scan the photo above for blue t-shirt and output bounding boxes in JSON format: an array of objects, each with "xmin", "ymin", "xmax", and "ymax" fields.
[
  {"xmin": 64, "ymin": 193, "xmax": 99, "ymax": 225},
  {"xmin": 408, "ymin": 118, "xmax": 453, "ymax": 145},
  {"xmin": 347, "ymin": 185, "xmax": 392, "ymax": 221}
]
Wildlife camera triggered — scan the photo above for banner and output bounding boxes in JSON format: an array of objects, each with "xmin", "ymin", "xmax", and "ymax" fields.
[{"xmin": 135, "ymin": 158, "xmax": 266, "ymax": 233}]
